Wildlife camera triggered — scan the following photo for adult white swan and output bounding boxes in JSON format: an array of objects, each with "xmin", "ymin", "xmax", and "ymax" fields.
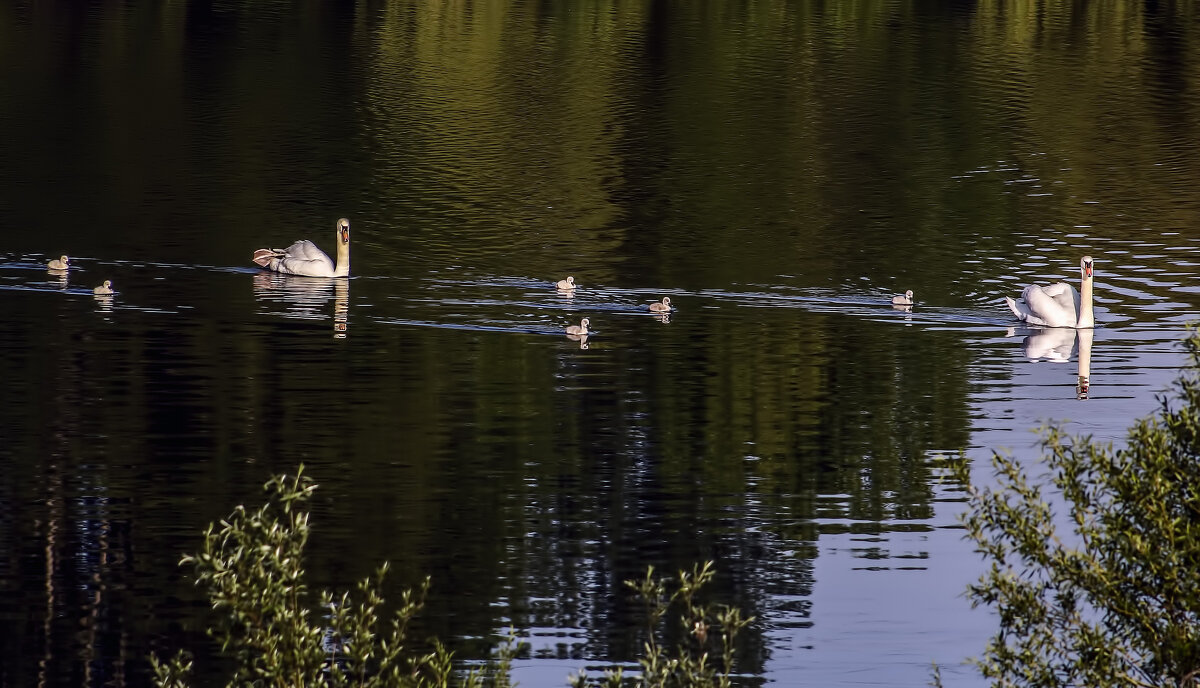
[
  {"xmin": 1005, "ymin": 256, "xmax": 1095, "ymax": 328},
  {"xmin": 253, "ymin": 218, "xmax": 350, "ymax": 277}
]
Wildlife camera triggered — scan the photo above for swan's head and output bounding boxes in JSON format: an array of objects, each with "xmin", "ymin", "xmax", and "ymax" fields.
[
  {"xmin": 1080, "ymin": 255, "xmax": 1093, "ymax": 278},
  {"xmin": 59, "ymin": 255, "xmax": 69, "ymax": 264},
  {"xmin": 662, "ymin": 297, "xmax": 671, "ymax": 306},
  {"xmin": 103, "ymin": 280, "xmax": 112, "ymax": 288},
  {"xmin": 905, "ymin": 290, "xmax": 914, "ymax": 299},
  {"xmin": 337, "ymin": 218, "xmax": 350, "ymax": 245},
  {"xmin": 566, "ymin": 276, "xmax": 575, "ymax": 285}
]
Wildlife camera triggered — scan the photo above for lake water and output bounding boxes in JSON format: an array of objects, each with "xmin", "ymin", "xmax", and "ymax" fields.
[{"xmin": 3, "ymin": 2, "xmax": 1200, "ymax": 686}]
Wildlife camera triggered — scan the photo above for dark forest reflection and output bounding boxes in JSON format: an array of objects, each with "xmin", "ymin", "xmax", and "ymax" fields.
[{"xmin": 2, "ymin": 1, "xmax": 1200, "ymax": 686}]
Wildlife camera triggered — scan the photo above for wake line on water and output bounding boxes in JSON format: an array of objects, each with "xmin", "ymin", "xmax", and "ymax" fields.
[
  {"xmin": 372, "ymin": 318, "xmax": 578, "ymax": 337},
  {"xmin": 1, "ymin": 259, "xmax": 1024, "ymax": 332}
]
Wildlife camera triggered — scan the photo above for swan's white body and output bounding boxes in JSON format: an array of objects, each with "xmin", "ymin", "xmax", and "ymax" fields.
[
  {"xmin": 48, "ymin": 255, "xmax": 70, "ymax": 271},
  {"xmin": 565, "ymin": 318, "xmax": 590, "ymax": 336},
  {"xmin": 556, "ymin": 276, "xmax": 576, "ymax": 290},
  {"xmin": 1006, "ymin": 256, "xmax": 1095, "ymax": 329},
  {"xmin": 892, "ymin": 290, "xmax": 914, "ymax": 306},
  {"xmin": 93, "ymin": 280, "xmax": 114, "ymax": 295},
  {"xmin": 649, "ymin": 297, "xmax": 673, "ymax": 312},
  {"xmin": 253, "ymin": 218, "xmax": 350, "ymax": 277}
]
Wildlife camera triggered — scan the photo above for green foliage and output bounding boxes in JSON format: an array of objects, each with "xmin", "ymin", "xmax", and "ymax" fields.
[
  {"xmin": 151, "ymin": 466, "xmax": 517, "ymax": 688},
  {"xmin": 569, "ymin": 562, "xmax": 754, "ymax": 688},
  {"xmin": 955, "ymin": 333, "xmax": 1200, "ymax": 686},
  {"xmin": 152, "ymin": 465, "xmax": 751, "ymax": 687}
]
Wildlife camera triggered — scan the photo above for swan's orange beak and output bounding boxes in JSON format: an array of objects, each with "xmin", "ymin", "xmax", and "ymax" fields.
[{"xmin": 1085, "ymin": 263, "xmax": 1093, "ymax": 277}]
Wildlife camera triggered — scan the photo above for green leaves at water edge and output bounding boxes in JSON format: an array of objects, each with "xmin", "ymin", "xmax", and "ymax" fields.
[
  {"xmin": 955, "ymin": 333, "xmax": 1200, "ymax": 687},
  {"xmin": 151, "ymin": 464, "xmax": 518, "ymax": 688},
  {"xmin": 570, "ymin": 562, "xmax": 754, "ymax": 688},
  {"xmin": 153, "ymin": 463, "xmax": 751, "ymax": 687}
]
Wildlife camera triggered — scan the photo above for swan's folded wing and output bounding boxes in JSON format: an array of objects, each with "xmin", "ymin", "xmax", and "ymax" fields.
[
  {"xmin": 283, "ymin": 240, "xmax": 329, "ymax": 262},
  {"xmin": 1039, "ymin": 282, "xmax": 1080, "ymax": 310},
  {"xmin": 1023, "ymin": 283, "xmax": 1077, "ymax": 327},
  {"xmin": 268, "ymin": 240, "xmax": 334, "ymax": 276}
]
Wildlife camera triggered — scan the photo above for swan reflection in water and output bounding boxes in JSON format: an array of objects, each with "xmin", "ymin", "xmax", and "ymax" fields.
[
  {"xmin": 47, "ymin": 267, "xmax": 69, "ymax": 289},
  {"xmin": 92, "ymin": 292, "xmax": 114, "ymax": 313},
  {"xmin": 252, "ymin": 273, "xmax": 350, "ymax": 338},
  {"xmin": 1076, "ymin": 328, "xmax": 1093, "ymax": 400},
  {"xmin": 1009, "ymin": 326, "xmax": 1094, "ymax": 400}
]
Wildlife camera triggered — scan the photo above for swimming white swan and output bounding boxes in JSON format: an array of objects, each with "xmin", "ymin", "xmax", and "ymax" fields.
[
  {"xmin": 556, "ymin": 276, "xmax": 576, "ymax": 290},
  {"xmin": 253, "ymin": 218, "xmax": 350, "ymax": 277},
  {"xmin": 892, "ymin": 290, "xmax": 914, "ymax": 306},
  {"xmin": 649, "ymin": 297, "xmax": 673, "ymax": 312},
  {"xmin": 1005, "ymin": 256, "xmax": 1095, "ymax": 329},
  {"xmin": 565, "ymin": 318, "xmax": 590, "ymax": 336},
  {"xmin": 93, "ymin": 280, "xmax": 114, "ymax": 295},
  {"xmin": 48, "ymin": 255, "xmax": 70, "ymax": 270}
]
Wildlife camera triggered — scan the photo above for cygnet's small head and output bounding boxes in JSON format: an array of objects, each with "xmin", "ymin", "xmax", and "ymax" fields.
[
  {"xmin": 59, "ymin": 255, "xmax": 69, "ymax": 264},
  {"xmin": 337, "ymin": 218, "xmax": 351, "ymax": 245},
  {"xmin": 662, "ymin": 297, "xmax": 671, "ymax": 306},
  {"xmin": 580, "ymin": 317, "xmax": 590, "ymax": 328}
]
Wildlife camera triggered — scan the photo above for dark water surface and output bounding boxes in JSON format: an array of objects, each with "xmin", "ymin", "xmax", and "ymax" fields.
[{"xmin": 3, "ymin": 2, "xmax": 1200, "ymax": 686}]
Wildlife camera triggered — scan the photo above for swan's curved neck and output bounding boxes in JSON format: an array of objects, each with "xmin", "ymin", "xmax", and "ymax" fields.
[{"xmin": 1076, "ymin": 273, "xmax": 1094, "ymax": 328}]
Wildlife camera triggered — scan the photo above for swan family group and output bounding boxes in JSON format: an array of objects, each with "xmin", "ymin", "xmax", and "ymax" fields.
[
  {"xmin": 49, "ymin": 218, "xmax": 1099, "ymax": 334},
  {"xmin": 249, "ymin": 218, "xmax": 674, "ymax": 339}
]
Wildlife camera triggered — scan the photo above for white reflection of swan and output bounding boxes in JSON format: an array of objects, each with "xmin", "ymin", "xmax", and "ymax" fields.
[
  {"xmin": 332, "ymin": 278, "xmax": 349, "ymax": 339},
  {"xmin": 48, "ymin": 268, "xmax": 68, "ymax": 289},
  {"xmin": 252, "ymin": 273, "xmax": 350, "ymax": 337},
  {"xmin": 1008, "ymin": 326, "xmax": 1096, "ymax": 399},
  {"xmin": 93, "ymin": 293, "xmax": 114, "ymax": 312},
  {"xmin": 1076, "ymin": 328, "xmax": 1093, "ymax": 400},
  {"xmin": 1015, "ymin": 327, "xmax": 1077, "ymax": 363}
]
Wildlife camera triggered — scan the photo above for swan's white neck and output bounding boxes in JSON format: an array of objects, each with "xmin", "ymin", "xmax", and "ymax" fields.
[
  {"xmin": 1076, "ymin": 271, "xmax": 1094, "ymax": 328},
  {"xmin": 334, "ymin": 234, "xmax": 350, "ymax": 277}
]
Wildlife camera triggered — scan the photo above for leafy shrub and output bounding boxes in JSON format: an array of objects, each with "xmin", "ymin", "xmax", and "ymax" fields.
[
  {"xmin": 151, "ymin": 467, "xmax": 515, "ymax": 688},
  {"xmin": 954, "ymin": 333, "xmax": 1200, "ymax": 686},
  {"xmin": 152, "ymin": 467, "xmax": 751, "ymax": 688}
]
